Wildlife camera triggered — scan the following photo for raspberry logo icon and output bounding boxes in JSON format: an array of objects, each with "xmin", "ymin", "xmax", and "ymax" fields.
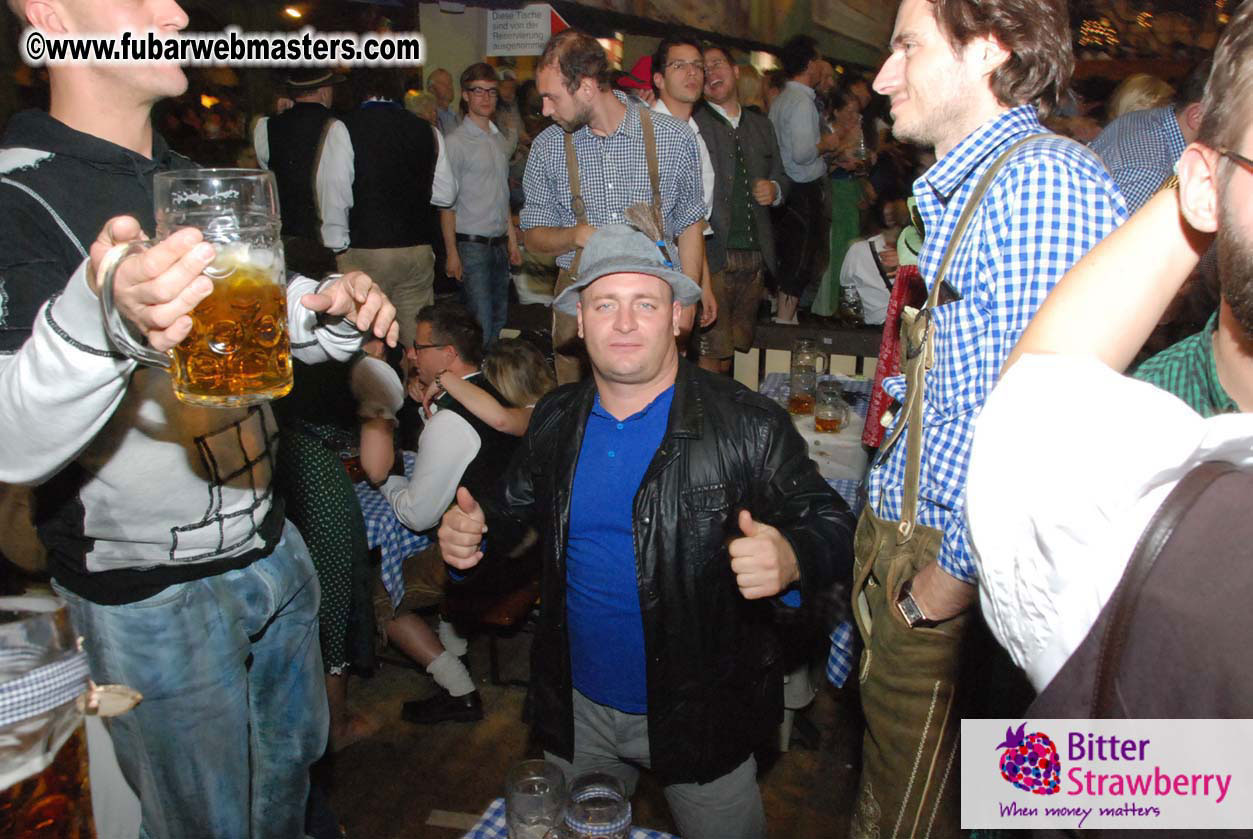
[{"xmin": 996, "ymin": 722, "xmax": 1061, "ymax": 795}]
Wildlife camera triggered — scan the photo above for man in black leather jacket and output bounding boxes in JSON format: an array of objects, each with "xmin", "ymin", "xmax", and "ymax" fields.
[{"xmin": 440, "ymin": 224, "xmax": 854, "ymax": 838}]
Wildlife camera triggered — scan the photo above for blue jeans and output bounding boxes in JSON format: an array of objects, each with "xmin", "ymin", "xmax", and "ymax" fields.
[
  {"xmin": 55, "ymin": 521, "xmax": 328, "ymax": 839},
  {"xmin": 458, "ymin": 239, "xmax": 510, "ymax": 346}
]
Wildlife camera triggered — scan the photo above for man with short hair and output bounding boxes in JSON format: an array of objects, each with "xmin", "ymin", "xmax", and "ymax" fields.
[
  {"xmin": 427, "ymin": 67, "xmax": 460, "ymax": 135},
  {"xmin": 967, "ymin": 0, "xmax": 1253, "ymax": 706},
  {"xmin": 769, "ymin": 35, "xmax": 842, "ymax": 324},
  {"xmin": 521, "ymin": 29, "xmax": 712, "ymax": 383},
  {"xmin": 441, "ymin": 63, "xmax": 521, "ymax": 346},
  {"xmin": 253, "ymin": 67, "xmax": 352, "ymax": 277},
  {"xmin": 439, "ymin": 224, "xmax": 852, "ymax": 839},
  {"xmin": 846, "ymin": 0, "xmax": 1127, "ymax": 833},
  {"xmin": 1091, "ymin": 58, "xmax": 1212, "ymax": 212},
  {"xmin": 333, "ymin": 68, "xmax": 451, "ymax": 349},
  {"xmin": 694, "ymin": 44, "xmax": 788, "ymax": 372},
  {"xmin": 0, "ymin": 1, "xmax": 399, "ymax": 835}
]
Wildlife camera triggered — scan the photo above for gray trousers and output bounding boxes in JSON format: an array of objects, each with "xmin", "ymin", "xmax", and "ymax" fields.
[{"xmin": 545, "ymin": 690, "xmax": 767, "ymax": 839}]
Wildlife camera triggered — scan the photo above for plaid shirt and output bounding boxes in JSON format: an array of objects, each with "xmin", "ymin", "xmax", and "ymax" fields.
[
  {"xmin": 1089, "ymin": 105, "xmax": 1185, "ymax": 213},
  {"xmin": 520, "ymin": 92, "xmax": 707, "ymax": 269},
  {"xmin": 828, "ymin": 108, "xmax": 1127, "ymax": 686},
  {"xmin": 1133, "ymin": 313, "xmax": 1238, "ymax": 417},
  {"xmin": 871, "ymin": 106, "xmax": 1127, "ymax": 584}
]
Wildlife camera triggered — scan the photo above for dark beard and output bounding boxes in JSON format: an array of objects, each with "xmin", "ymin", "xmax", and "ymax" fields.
[
  {"xmin": 1216, "ymin": 195, "xmax": 1253, "ymax": 335},
  {"xmin": 557, "ymin": 102, "xmax": 592, "ymax": 134}
]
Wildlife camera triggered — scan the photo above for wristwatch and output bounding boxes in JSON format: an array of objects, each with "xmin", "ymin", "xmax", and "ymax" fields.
[{"xmin": 896, "ymin": 579, "xmax": 938, "ymax": 628}]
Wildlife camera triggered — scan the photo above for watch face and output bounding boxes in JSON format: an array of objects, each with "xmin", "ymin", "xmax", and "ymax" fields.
[{"xmin": 898, "ymin": 592, "xmax": 923, "ymax": 627}]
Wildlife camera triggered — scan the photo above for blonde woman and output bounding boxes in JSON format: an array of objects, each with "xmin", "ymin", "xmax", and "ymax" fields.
[
  {"xmin": 416, "ymin": 337, "xmax": 555, "ymax": 436},
  {"xmin": 1106, "ymin": 73, "xmax": 1175, "ymax": 121}
]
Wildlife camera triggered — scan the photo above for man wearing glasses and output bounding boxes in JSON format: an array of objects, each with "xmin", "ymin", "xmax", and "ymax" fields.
[
  {"xmin": 375, "ymin": 303, "xmax": 521, "ymax": 724},
  {"xmin": 441, "ymin": 63, "xmax": 522, "ymax": 347}
]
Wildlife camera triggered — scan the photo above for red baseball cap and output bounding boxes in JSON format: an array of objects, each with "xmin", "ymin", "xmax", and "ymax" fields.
[{"xmin": 617, "ymin": 55, "xmax": 653, "ymax": 91}]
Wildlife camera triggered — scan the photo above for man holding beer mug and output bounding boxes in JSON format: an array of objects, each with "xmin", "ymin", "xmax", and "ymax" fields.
[{"xmin": 0, "ymin": 1, "xmax": 398, "ymax": 836}]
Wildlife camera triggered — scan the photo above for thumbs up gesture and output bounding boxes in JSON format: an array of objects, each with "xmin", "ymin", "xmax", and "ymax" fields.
[
  {"xmin": 438, "ymin": 487, "xmax": 487, "ymax": 570},
  {"xmin": 728, "ymin": 509, "xmax": 800, "ymax": 600}
]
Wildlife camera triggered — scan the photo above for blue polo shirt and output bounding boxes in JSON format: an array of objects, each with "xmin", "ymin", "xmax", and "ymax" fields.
[{"xmin": 566, "ymin": 385, "xmax": 674, "ymax": 713}]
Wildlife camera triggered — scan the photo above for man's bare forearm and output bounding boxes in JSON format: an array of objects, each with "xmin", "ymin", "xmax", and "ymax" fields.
[
  {"xmin": 439, "ymin": 209, "xmax": 458, "ymax": 254},
  {"xmin": 524, "ymin": 224, "xmax": 592, "ymax": 257},
  {"xmin": 677, "ymin": 222, "xmax": 704, "ymax": 284}
]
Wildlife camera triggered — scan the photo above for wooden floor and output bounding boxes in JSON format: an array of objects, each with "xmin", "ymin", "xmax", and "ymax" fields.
[{"xmin": 326, "ymin": 622, "xmax": 865, "ymax": 838}]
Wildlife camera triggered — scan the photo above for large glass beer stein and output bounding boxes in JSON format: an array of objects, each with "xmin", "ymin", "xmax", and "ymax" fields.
[{"xmin": 98, "ymin": 169, "xmax": 292, "ymax": 408}]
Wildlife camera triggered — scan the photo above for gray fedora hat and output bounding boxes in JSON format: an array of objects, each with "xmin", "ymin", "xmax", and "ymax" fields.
[{"xmin": 553, "ymin": 224, "xmax": 702, "ymax": 315}]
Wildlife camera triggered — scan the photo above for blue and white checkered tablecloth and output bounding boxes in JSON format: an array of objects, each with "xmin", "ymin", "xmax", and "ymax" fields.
[
  {"xmin": 759, "ymin": 374, "xmax": 867, "ymax": 689},
  {"xmin": 354, "ymin": 451, "xmax": 431, "ymax": 609},
  {"xmin": 461, "ymin": 798, "xmax": 678, "ymax": 839}
]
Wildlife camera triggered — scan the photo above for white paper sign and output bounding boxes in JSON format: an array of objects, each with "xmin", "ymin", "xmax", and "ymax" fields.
[{"xmin": 487, "ymin": 5, "xmax": 556, "ymax": 57}]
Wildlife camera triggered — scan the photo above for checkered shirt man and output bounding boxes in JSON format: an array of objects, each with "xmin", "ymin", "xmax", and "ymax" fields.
[
  {"xmin": 1090, "ymin": 104, "xmax": 1186, "ymax": 213},
  {"xmin": 520, "ymin": 91, "xmax": 706, "ymax": 268},
  {"xmin": 828, "ymin": 105, "xmax": 1128, "ymax": 684}
]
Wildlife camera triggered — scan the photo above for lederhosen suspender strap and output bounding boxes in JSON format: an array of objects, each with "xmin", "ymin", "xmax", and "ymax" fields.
[
  {"xmin": 562, "ymin": 104, "xmax": 663, "ymax": 275},
  {"xmin": 872, "ymin": 133, "xmax": 1051, "ymax": 543},
  {"xmin": 869, "ymin": 241, "xmax": 894, "ymax": 290}
]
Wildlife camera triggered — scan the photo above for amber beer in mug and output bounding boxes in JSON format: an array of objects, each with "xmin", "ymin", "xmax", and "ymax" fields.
[
  {"xmin": 98, "ymin": 169, "xmax": 293, "ymax": 408},
  {"xmin": 172, "ymin": 249, "xmax": 291, "ymax": 405}
]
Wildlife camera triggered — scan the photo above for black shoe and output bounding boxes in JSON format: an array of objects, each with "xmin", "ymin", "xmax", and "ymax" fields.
[{"xmin": 401, "ymin": 690, "xmax": 483, "ymax": 724}]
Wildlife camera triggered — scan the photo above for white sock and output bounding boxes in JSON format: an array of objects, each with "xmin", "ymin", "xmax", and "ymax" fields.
[
  {"xmin": 426, "ymin": 650, "xmax": 475, "ymax": 697},
  {"xmin": 437, "ymin": 619, "xmax": 469, "ymax": 657}
]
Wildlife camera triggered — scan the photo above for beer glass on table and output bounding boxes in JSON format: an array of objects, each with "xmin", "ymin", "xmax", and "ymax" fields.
[
  {"xmin": 506, "ymin": 759, "xmax": 566, "ymax": 839},
  {"xmin": 97, "ymin": 169, "xmax": 293, "ymax": 408},
  {"xmin": 788, "ymin": 338, "xmax": 827, "ymax": 415}
]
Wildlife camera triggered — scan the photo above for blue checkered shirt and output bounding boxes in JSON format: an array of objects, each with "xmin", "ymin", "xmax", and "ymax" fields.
[
  {"xmin": 829, "ymin": 108, "xmax": 1127, "ymax": 685},
  {"xmin": 1089, "ymin": 105, "xmax": 1184, "ymax": 213},
  {"xmin": 520, "ymin": 91, "xmax": 707, "ymax": 269}
]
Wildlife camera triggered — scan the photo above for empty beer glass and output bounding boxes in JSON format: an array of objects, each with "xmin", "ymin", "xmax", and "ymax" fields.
[
  {"xmin": 506, "ymin": 759, "xmax": 566, "ymax": 839},
  {"xmin": 545, "ymin": 772, "xmax": 631, "ymax": 839},
  {"xmin": 98, "ymin": 169, "xmax": 293, "ymax": 408}
]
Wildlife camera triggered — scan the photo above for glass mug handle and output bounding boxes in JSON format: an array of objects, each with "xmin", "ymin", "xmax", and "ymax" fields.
[{"xmin": 96, "ymin": 240, "xmax": 173, "ymax": 369}]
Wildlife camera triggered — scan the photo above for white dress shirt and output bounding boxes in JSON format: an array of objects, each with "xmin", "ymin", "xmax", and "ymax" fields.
[
  {"xmin": 379, "ymin": 374, "xmax": 482, "ymax": 533},
  {"xmin": 967, "ymin": 353, "xmax": 1253, "ymax": 691},
  {"xmin": 254, "ymin": 113, "xmax": 354, "ymax": 251},
  {"xmin": 840, "ymin": 235, "xmax": 892, "ymax": 325},
  {"xmin": 255, "ymin": 105, "xmax": 456, "ymax": 252}
]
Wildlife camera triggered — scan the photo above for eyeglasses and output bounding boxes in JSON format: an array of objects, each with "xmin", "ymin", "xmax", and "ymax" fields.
[
  {"xmin": 411, "ymin": 341, "xmax": 449, "ymax": 352},
  {"xmin": 465, "ymin": 86, "xmax": 499, "ymax": 98},
  {"xmin": 665, "ymin": 59, "xmax": 704, "ymax": 74},
  {"xmin": 704, "ymin": 59, "xmax": 729, "ymax": 71},
  {"xmin": 1218, "ymin": 147, "xmax": 1253, "ymax": 176}
]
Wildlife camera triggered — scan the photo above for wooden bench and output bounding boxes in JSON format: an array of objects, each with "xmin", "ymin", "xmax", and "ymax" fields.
[{"xmin": 750, "ymin": 321, "xmax": 885, "ymax": 379}]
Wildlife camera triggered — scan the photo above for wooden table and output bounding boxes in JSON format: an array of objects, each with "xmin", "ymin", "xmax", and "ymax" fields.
[{"xmin": 751, "ymin": 321, "xmax": 885, "ymax": 379}]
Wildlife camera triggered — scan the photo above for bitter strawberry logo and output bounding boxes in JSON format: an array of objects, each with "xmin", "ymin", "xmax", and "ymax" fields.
[{"xmin": 997, "ymin": 722, "xmax": 1061, "ymax": 795}]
